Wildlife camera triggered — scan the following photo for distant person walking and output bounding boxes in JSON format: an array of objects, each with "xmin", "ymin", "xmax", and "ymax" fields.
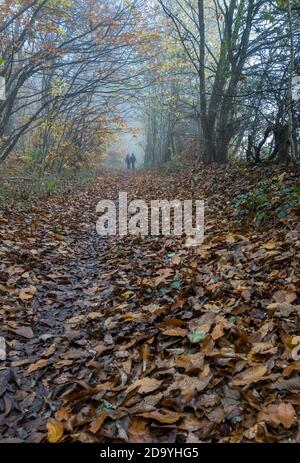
[
  {"xmin": 130, "ymin": 153, "xmax": 137, "ymax": 170},
  {"xmin": 125, "ymin": 154, "xmax": 131, "ymax": 170}
]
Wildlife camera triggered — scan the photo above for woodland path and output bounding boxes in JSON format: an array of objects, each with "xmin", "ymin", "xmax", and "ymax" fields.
[{"xmin": 0, "ymin": 168, "xmax": 300, "ymax": 443}]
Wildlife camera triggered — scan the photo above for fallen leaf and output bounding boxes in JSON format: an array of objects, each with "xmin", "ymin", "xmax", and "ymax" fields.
[
  {"xmin": 122, "ymin": 290, "xmax": 135, "ymax": 300},
  {"xmin": 126, "ymin": 377, "xmax": 163, "ymax": 395},
  {"xmin": 171, "ymin": 256, "xmax": 181, "ymax": 265},
  {"xmin": 249, "ymin": 341, "xmax": 277, "ymax": 357},
  {"xmin": 137, "ymin": 410, "xmax": 181, "ymax": 424},
  {"xmin": 89, "ymin": 413, "xmax": 108, "ymax": 434},
  {"xmin": 258, "ymin": 403, "xmax": 296, "ymax": 429},
  {"xmin": 267, "ymin": 302, "xmax": 300, "ymax": 318},
  {"xmin": 25, "ymin": 359, "xmax": 48, "ymax": 375},
  {"xmin": 269, "ymin": 376, "xmax": 300, "ymax": 392},
  {"xmin": 9, "ymin": 326, "xmax": 34, "ymax": 339},
  {"xmin": 178, "ymin": 415, "xmax": 203, "ymax": 431},
  {"xmin": 273, "ymin": 290, "xmax": 297, "ymax": 304},
  {"xmin": 47, "ymin": 419, "xmax": 64, "ymax": 443},
  {"xmin": 211, "ymin": 323, "xmax": 225, "ymax": 341},
  {"xmin": 162, "ymin": 327, "xmax": 187, "ymax": 337},
  {"xmin": 231, "ymin": 365, "xmax": 268, "ymax": 386},
  {"xmin": 128, "ymin": 418, "xmax": 151, "ymax": 443},
  {"xmin": 18, "ymin": 286, "xmax": 37, "ymax": 301},
  {"xmin": 263, "ymin": 241, "xmax": 278, "ymax": 250}
]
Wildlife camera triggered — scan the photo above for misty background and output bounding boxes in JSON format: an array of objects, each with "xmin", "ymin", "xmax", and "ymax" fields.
[{"xmin": 105, "ymin": 106, "xmax": 145, "ymax": 169}]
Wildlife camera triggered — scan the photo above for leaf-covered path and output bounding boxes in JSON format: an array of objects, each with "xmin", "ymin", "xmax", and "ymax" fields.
[{"xmin": 1, "ymin": 167, "xmax": 300, "ymax": 443}]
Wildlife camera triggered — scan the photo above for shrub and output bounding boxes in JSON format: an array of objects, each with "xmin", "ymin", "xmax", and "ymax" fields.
[
  {"xmin": 160, "ymin": 155, "xmax": 187, "ymax": 173},
  {"xmin": 231, "ymin": 178, "xmax": 300, "ymax": 223}
]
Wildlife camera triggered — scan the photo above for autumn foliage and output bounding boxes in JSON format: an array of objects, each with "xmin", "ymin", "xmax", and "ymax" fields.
[{"xmin": 1, "ymin": 164, "xmax": 300, "ymax": 443}]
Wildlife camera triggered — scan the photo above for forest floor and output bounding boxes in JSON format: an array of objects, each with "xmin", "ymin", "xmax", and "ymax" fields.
[{"xmin": 0, "ymin": 165, "xmax": 300, "ymax": 443}]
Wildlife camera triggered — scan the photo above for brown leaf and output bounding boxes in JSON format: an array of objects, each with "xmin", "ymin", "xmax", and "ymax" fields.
[
  {"xmin": 18, "ymin": 286, "xmax": 37, "ymax": 301},
  {"xmin": 171, "ymin": 298, "xmax": 186, "ymax": 310},
  {"xmin": 258, "ymin": 403, "xmax": 296, "ymax": 429},
  {"xmin": 181, "ymin": 382, "xmax": 196, "ymax": 403},
  {"xmin": 267, "ymin": 302, "xmax": 300, "ymax": 318},
  {"xmin": 249, "ymin": 341, "xmax": 277, "ymax": 357},
  {"xmin": 141, "ymin": 343, "xmax": 150, "ymax": 371},
  {"xmin": 179, "ymin": 415, "xmax": 203, "ymax": 431},
  {"xmin": 171, "ymin": 256, "xmax": 181, "ymax": 265},
  {"xmin": 6, "ymin": 266, "xmax": 25, "ymax": 275},
  {"xmin": 9, "ymin": 326, "xmax": 34, "ymax": 339},
  {"xmin": 153, "ymin": 268, "xmax": 174, "ymax": 287},
  {"xmin": 231, "ymin": 365, "xmax": 268, "ymax": 386},
  {"xmin": 122, "ymin": 312, "xmax": 149, "ymax": 323},
  {"xmin": 126, "ymin": 377, "xmax": 163, "ymax": 395},
  {"xmin": 175, "ymin": 352, "xmax": 204, "ymax": 372},
  {"xmin": 206, "ymin": 406, "xmax": 225, "ymax": 424},
  {"xmin": 55, "ymin": 407, "xmax": 71, "ymax": 422},
  {"xmin": 25, "ymin": 359, "xmax": 48, "ymax": 375},
  {"xmin": 123, "ymin": 358, "xmax": 132, "ymax": 375},
  {"xmin": 128, "ymin": 418, "xmax": 152, "ymax": 443},
  {"xmin": 211, "ymin": 323, "xmax": 225, "ymax": 341},
  {"xmin": 269, "ymin": 376, "xmax": 300, "ymax": 392},
  {"xmin": 89, "ymin": 413, "xmax": 108, "ymax": 434},
  {"xmin": 162, "ymin": 327, "xmax": 188, "ymax": 337},
  {"xmin": 273, "ymin": 290, "xmax": 297, "ymax": 304},
  {"xmin": 137, "ymin": 410, "xmax": 181, "ymax": 424}
]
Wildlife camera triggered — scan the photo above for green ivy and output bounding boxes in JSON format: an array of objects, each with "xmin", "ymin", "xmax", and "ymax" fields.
[{"xmin": 231, "ymin": 179, "xmax": 300, "ymax": 224}]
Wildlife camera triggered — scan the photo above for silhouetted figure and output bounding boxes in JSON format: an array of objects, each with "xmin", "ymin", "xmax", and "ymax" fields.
[
  {"xmin": 130, "ymin": 153, "xmax": 137, "ymax": 170},
  {"xmin": 125, "ymin": 154, "xmax": 131, "ymax": 169}
]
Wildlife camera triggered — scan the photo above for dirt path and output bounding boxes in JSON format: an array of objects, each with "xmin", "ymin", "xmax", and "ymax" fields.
[{"xmin": 1, "ymin": 168, "xmax": 300, "ymax": 443}]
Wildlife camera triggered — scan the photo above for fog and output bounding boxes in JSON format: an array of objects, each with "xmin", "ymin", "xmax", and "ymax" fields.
[{"xmin": 105, "ymin": 107, "xmax": 145, "ymax": 169}]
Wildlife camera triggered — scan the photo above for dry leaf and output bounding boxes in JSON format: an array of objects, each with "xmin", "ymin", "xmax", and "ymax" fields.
[
  {"xmin": 18, "ymin": 286, "xmax": 37, "ymax": 301},
  {"xmin": 263, "ymin": 241, "xmax": 278, "ymax": 250},
  {"xmin": 89, "ymin": 413, "xmax": 108, "ymax": 434},
  {"xmin": 137, "ymin": 410, "xmax": 181, "ymax": 424},
  {"xmin": 171, "ymin": 256, "xmax": 181, "ymax": 265},
  {"xmin": 25, "ymin": 359, "xmax": 48, "ymax": 375},
  {"xmin": 258, "ymin": 403, "xmax": 296, "ymax": 429},
  {"xmin": 231, "ymin": 365, "xmax": 268, "ymax": 386},
  {"xmin": 162, "ymin": 327, "xmax": 187, "ymax": 337},
  {"xmin": 211, "ymin": 323, "xmax": 225, "ymax": 341},
  {"xmin": 126, "ymin": 377, "xmax": 162, "ymax": 395},
  {"xmin": 269, "ymin": 376, "xmax": 300, "ymax": 392},
  {"xmin": 273, "ymin": 290, "xmax": 297, "ymax": 304},
  {"xmin": 10, "ymin": 326, "xmax": 34, "ymax": 339},
  {"xmin": 47, "ymin": 419, "xmax": 64, "ymax": 443}
]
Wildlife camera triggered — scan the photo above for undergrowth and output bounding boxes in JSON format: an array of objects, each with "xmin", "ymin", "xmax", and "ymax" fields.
[
  {"xmin": 231, "ymin": 177, "xmax": 300, "ymax": 224},
  {"xmin": 0, "ymin": 166, "xmax": 103, "ymax": 209}
]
